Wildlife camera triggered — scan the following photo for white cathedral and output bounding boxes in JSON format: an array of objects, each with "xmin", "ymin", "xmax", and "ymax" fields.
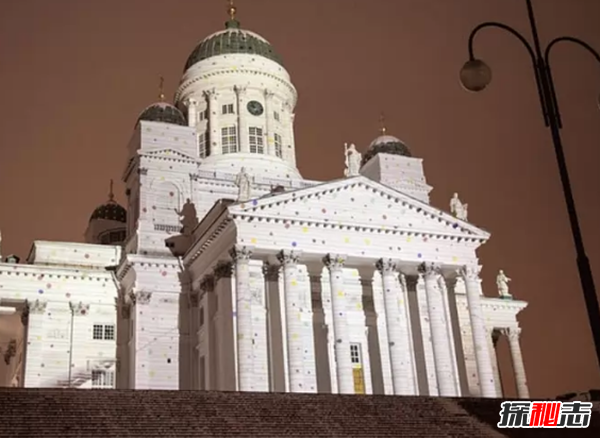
[{"xmin": 0, "ymin": 5, "xmax": 530, "ymax": 399}]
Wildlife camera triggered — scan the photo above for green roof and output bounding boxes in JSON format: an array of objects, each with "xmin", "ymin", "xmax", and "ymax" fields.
[{"xmin": 184, "ymin": 21, "xmax": 283, "ymax": 71}]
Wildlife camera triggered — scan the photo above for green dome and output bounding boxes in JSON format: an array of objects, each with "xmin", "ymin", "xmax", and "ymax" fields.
[
  {"xmin": 361, "ymin": 135, "xmax": 412, "ymax": 167},
  {"xmin": 184, "ymin": 20, "xmax": 283, "ymax": 71}
]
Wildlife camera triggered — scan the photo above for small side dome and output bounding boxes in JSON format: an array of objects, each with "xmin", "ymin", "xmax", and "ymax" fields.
[
  {"xmin": 89, "ymin": 180, "xmax": 127, "ymax": 223},
  {"xmin": 136, "ymin": 102, "xmax": 187, "ymax": 127},
  {"xmin": 90, "ymin": 203, "xmax": 127, "ymax": 223},
  {"xmin": 361, "ymin": 134, "xmax": 412, "ymax": 167}
]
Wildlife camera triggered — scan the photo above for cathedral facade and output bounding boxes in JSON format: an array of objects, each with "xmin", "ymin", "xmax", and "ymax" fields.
[{"xmin": 0, "ymin": 7, "xmax": 529, "ymax": 398}]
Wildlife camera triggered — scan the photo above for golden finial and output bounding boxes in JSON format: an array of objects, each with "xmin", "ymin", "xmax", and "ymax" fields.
[
  {"xmin": 227, "ymin": 0, "xmax": 237, "ymax": 20},
  {"xmin": 108, "ymin": 179, "xmax": 115, "ymax": 202},
  {"xmin": 379, "ymin": 113, "xmax": 387, "ymax": 136},
  {"xmin": 158, "ymin": 76, "xmax": 165, "ymax": 101}
]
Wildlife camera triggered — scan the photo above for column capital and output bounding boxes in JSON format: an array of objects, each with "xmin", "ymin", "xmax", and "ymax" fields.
[
  {"xmin": 234, "ymin": 85, "xmax": 248, "ymax": 95},
  {"xmin": 69, "ymin": 301, "xmax": 90, "ymax": 316},
  {"xmin": 459, "ymin": 264, "xmax": 482, "ymax": 280},
  {"xmin": 417, "ymin": 262, "xmax": 440, "ymax": 279},
  {"xmin": 186, "ymin": 97, "xmax": 198, "ymax": 107},
  {"xmin": 229, "ymin": 245, "xmax": 252, "ymax": 262},
  {"xmin": 322, "ymin": 253, "xmax": 345, "ymax": 271},
  {"xmin": 277, "ymin": 250, "xmax": 301, "ymax": 266},
  {"xmin": 27, "ymin": 299, "xmax": 47, "ymax": 315},
  {"xmin": 262, "ymin": 262, "xmax": 280, "ymax": 281},
  {"xmin": 213, "ymin": 261, "xmax": 233, "ymax": 280},
  {"xmin": 375, "ymin": 258, "xmax": 397, "ymax": 275},
  {"xmin": 202, "ymin": 88, "xmax": 217, "ymax": 99},
  {"xmin": 199, "ymin": 275, "xmax": 215, "ymax": 293},
  {"xmin": 503, "ymin": 326, "xmax": 522, "ymax": 341},
  {"xmin": 129, "ymin": 290, "xmax": 152, "ymax": 306}
]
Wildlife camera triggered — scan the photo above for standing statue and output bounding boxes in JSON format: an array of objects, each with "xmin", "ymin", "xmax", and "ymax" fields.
[
  {"xmin": 344, "ymin": 143, "xmax": 362, "ymax": 177},
  {"xmin": 496, "ymin": 269, "xmax": 512, "ymax": 298},
  {"xmin": 450, "ymin": 192, "xmax": 469, "ymax": 221},
  {"xmin": 234, "ymin": 167, "xmax": 252, "ymax": 202},
  {"xmin": 174, "ymin": 198, "xmax": 199, "ymax": 236}
]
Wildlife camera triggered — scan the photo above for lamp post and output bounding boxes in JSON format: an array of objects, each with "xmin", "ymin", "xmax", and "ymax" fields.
[{"xmin": 459, "ymin": 0, "xmax": 600, "ymax": 372}]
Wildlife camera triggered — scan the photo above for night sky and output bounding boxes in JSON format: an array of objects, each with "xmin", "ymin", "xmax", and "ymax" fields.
[{"xmin": 1, "ymin": 0, "xmax": 599, "ymax": 398}]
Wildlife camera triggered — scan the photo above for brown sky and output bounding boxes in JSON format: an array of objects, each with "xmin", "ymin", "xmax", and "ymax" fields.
[{"xmin": 1, "ymin": 0, "xmax": 599, "ymax": 398}]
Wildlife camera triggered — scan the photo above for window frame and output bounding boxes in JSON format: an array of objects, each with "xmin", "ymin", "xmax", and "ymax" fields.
[
  {"xmin": 221, "ymin": 103, "xmax": 235, "ymax": 115},
  {"xmin": 249, "ymin": 127, "xmax": 264, "ymax": 154},
  {"xmin": 274, "ymin": 133, "xmax": 283, "ymax": 158},
  {"xmin": 221, "ymin": 126, "xmax": 238, "ymax": 154}
]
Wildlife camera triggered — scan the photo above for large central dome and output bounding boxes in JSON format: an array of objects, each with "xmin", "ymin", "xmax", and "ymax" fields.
[{"xmin": 184, "ymin": 19, "xmax": 283, "ymax": 72}]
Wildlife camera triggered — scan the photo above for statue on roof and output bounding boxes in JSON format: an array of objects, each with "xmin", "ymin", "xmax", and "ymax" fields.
[
  {"xmin": 174, "ymin": 199, "xmax": 199, "ymax": 236},
  {"xmin": 450, "ymin": 192, "xmax": 468, "ymax": 221},
  {"xmin": 344, "ymin": 143, "xmax": 361, "ymax": 177},
  {"xmin": 235, "ymin": 167, "xmax": 252, "ymax": 202},
  {"xmin": 496, "ymin": 270, "xmax": 512, "ymax": 299}
]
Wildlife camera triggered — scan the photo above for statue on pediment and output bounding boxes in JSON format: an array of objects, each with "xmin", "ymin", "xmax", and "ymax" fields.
[
  {"xmin": 450, "ymin": 192, "xmax": 468, "ymax": 221},
  {"xmin": 344, "ymin": 143, "xmax": 361, "ymax": 177},
  {"xmin": 234, "ymin": 167, "xmax": 252, "ymax": 202},
  {"xmin": 496, "ymin": 269, "xmax": 512, "ymax": 299},
  {"xmin": 175, "ymin": 198, "xmax": 198, "ymax": 236}
]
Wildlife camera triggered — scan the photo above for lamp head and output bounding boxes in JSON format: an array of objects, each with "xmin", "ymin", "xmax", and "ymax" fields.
[{"xmin": 460, "ymin": 59, "xmax": 492, "ymax": 92}]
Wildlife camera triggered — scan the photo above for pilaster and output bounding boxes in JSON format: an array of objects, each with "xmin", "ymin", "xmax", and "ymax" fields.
[
  {"xmin": 23, "ymin": 299, "xmax": 47, "ymax": 387},
  {"xmin": 204, "ymin": 89, "xmax": 220, "ymax": 156},
  {"xmin": 235, "ymin": 86, "xmax": 249, "ymax": 153}
]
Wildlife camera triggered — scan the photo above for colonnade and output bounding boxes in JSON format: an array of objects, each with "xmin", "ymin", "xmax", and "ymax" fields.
[{"xmin": 198, "ymin": 246, "xmax": 528, "ymax": 398}]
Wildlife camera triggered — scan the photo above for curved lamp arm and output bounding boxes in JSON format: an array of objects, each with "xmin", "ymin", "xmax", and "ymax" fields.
[
  {"xmin": 543, "ymin": 37, "xmax": 600, "ymax": 129},
  {"xmin": 468, "ymin": 22, "xmax": 549, "ymax": 126},
  {"xmin": 545, "ymin": 36, "xmax": 600, "ymax": 66}
]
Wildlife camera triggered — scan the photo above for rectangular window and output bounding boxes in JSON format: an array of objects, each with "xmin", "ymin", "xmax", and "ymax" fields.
[
  {"xmin": 249, "ymin": 127, "xmax": 264, "ymax": 154},
  {"xmin": 350, "ymin": 343, "xmax": 365, "ymax": 394},
  {"xmin": 199, "ymin": 307, "xmax": 205, "ymax": 327},
  {"xmin": 199, "ymin": 109, "xmax": 208, "ymax": 121},
  {"xmin": 221, "ymin": 126, "xmax": 238, "ymax": 154},
  {"xmin": 222, "ymin": 104, "xmax": 235, "ymax": 115},
  {"xmin": 92, "ymin": 324, "xmax": 104, "ymax": 340},
  {"xmin": 274, "ymin": 133, "xmax": 283, "ymax": 158},
  {"xmin": 198, "ymin": 132, "xmax": 207, "ymax": 158},
  {"xmin": 93, "ymin": 324, "xmax": 115, "ymax": 341},
  {"xmin": 274, "ymin": 111, "xmax": 280, "ymax": 121},
  {"xmin": 91, "ymin": 370, "xmax": 115, "ymax": 389}
]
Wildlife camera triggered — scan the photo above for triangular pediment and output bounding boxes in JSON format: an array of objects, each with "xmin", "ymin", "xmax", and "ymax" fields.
[
  {"xmin": 229, "ymin": 176, "xmax": 490, "ymax": 239},
  {"xmin": 140, "ymin": 148, "xmax": 197, "ymax": 162}
]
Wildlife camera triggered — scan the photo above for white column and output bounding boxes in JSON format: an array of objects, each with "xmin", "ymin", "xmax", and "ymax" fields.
[
  {"xmin": 204, "ymin": 89, "xmax": 220, "ymax": 156},
  {"xmin": 277, "ymin": 250, "xmax": 306, "ymax": 392},
  {"xmin": 235, "ymin": 85, "xmax": 249, "ymax": 153},
  {"xmin": 375, "ymin": 259, "xmax": 415, "ymax": 395},
  {"xmin": 504, "ymin": 326, "xmax": 530, "ymax": 399},
  {"xmin": 186, "ymin": 98, "xmax": 197, "ymax": 128},
  {"xmin": 459, "ymin": 265, "xmax": 497, "ymax": 398},
  {"xmin": 230, "ymin": 245, "xmax": 253, "ymax": 391},
  {"xmin": 322, "ymin": 254, "xmax": 354, "ymax": 394},
  {"xmin": 418, "ymin": 262, "xmax": 456, "ymax": 397},
  {"xmin": 264, "ymin": 90, "xmax": 275, "ymax": 155},
  {"xmin": 22, "ymin": 300, "xmax": 47, "ymax": 387},
  {"xmin": 489, "ymin": 328, "xmax": 503, "ymax": 397}
]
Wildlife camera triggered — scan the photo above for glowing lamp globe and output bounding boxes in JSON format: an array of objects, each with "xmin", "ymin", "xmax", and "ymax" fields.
[{"xmin": 460, "ymin": 59, "xmax": 492, "ymax": 92}]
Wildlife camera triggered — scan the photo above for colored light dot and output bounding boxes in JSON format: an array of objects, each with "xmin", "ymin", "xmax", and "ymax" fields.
[
  {"xmin": 344, "ymin": 237, "xmax": 350, "ymax": 243},
  {"xmin": 291, "ymin": 280, "xmax": 297, "ymax": 286},
  {"xmin": 250, "ymin": 238, "xmax": 257, "ymax": 244},
  {"xmin": 291, "ymin": 241, "xmax": 297, "ymax": 247},
  {"xmin": 252, "ymin": 200, "xmax": 258, "ymax": 205},
  {"xmin": 322, "ymin": 208, "xmax": 327, "ymax": 213},
  {"xmin": 382, "ymin": 215, "xmax": 387, "ymax": 220},
  {"xmin": 452, "ymin": 256, "xmax": 458, "ymax": 262},
  {"xmin": 38, "ymin": 289, "xmax": 44, "ymax": 294},
  {"xmin": 302, "ymin": 227, "xmax": 308, "ymax": 233},
  {"xmin": 162, "ymin": 271, "xmax": 167, "ymax": 277},
  {"xmin": 364, "ymin": 239, "xmax": 371, "ymax": 245},
  {"xmin": 418, "ymin": 253, "xmax": 422, "ymax": 258},
  {"xmin": 407, "ymin": 237, "xmax": 412, "ymax": 243}
]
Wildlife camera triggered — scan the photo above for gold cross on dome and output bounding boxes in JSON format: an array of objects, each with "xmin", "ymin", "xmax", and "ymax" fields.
[{"xmin": 379, "ymin": 112, "xmax": 387, "ymax": 136}]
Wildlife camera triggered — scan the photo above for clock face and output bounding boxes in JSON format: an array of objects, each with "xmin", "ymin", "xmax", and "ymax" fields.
[{"xmin": 247, "ymin": 100, "xmax": 264, "ymax": 116}]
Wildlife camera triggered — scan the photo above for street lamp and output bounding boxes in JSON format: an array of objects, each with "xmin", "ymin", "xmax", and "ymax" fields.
[{"xmin": 460, "ymin": 0, "xmax": 600, "ymax": 373}]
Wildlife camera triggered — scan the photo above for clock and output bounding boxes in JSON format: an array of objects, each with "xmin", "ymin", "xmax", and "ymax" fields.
[{"xmin": 247, "ymin": 100, "xmax": 264, "ymax": 116}]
